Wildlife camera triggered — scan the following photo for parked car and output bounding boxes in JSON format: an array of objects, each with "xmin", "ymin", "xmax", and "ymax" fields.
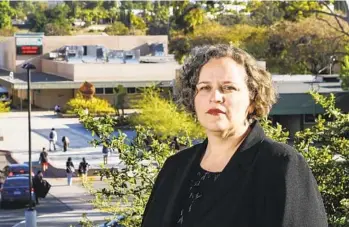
[
  {"xmin": 0, "ymin": 176, "xmax": 36, "ymax": 208},
  {"xmin": 3, "ymin": 164, "xmax": 34, "ymax": 177},
  {"xmin": 98, "ymin": 215, "xmax": 125, "ymax": 227}
]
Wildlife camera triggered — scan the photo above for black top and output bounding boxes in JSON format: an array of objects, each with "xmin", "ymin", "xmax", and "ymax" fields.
[
  {"xmin": 175, "ymin": 164, "xmax": 221, "ymax": 227},
  {"xmin": 66, "ymin": 161, "xmax": 74, "ymax": 173},
  {"xmin": 39, "ymin": 151, "xmax": 48, "ymax": 163},
  {"xmin": 141, "ymin": 121, "xmax": 328, "ymax": 227}
]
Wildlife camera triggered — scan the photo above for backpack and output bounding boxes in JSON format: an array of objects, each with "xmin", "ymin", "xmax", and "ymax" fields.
[
  {"xmin": 62, "ymin": 136, "xmax": 69, "ymax": 143},
  {"xmin": 102, "ymin": 146, "xmax": 109, "ymax": 154},
  {"xmin": 49, "ymin": 131, "xmax": 54, "ymax": 139},
  {"xmin": 79, "ymin": 162, "xmax": 89, "ymax": 174}
]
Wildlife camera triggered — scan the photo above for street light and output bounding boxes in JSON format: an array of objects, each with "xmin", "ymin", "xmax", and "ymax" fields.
[{"xmin": 21, "ymin": 63, "xmax": 37, "ymax": 227}]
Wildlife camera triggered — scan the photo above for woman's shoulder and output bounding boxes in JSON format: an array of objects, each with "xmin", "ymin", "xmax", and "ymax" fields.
[
  {"xmin": 162, "ymin": 142, "xmax": 203, "ymax": 167},
  {"xmin": 258, "ymin": 138, "xmax": 308, "ymax": 170}
]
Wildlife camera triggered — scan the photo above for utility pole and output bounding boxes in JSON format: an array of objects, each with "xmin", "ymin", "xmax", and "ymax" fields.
[{"xmin": 22, "ymin": 63, "xmax": 37, "ymax": 227}]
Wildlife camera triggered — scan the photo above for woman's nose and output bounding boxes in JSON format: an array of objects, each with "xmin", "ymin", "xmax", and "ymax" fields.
[{"xmin": 210, "ymin": 89, "xmax": 224, "ymax": 103}]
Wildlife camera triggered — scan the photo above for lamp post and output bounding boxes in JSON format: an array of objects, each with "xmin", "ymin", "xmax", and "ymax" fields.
[{"xmin": 21, "ymin": 63, "xmax": 37, "ymax": 227}]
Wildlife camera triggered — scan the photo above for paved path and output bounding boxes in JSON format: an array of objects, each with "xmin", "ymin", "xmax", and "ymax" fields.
[
  {"xmin": 0, "ymin": 111, "xmax": 136, "ymax": 170},
  {"xmin": 0, "ymin": 152, "xmax": 71, "ymax": 227},
  {"xmin": 12, "ymin": 178, "xmax": 112, "ymax": 227}
]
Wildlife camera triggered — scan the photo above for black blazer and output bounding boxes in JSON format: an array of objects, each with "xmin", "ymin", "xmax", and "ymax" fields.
[{"xmin": 141, "ymin": 122, "xmax": 328, "ymax": 227}]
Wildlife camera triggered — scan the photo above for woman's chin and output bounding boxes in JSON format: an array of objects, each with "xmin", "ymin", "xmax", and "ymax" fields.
[{"xmin": 204, "ymin": 122, "xmax": 231, "ymax": 133}]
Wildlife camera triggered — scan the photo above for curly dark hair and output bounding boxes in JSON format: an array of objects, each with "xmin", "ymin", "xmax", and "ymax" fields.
[{"xmin": 175, "ymin": 44, "xmax": 277, "ymax": 120}]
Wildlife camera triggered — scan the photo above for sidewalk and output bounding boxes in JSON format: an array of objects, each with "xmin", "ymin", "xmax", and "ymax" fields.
[
  {"xmin": 0, "ymin": 111, "xmax": 136, "ymax": 171},
  {"xmin": 13, "ymin": 178, "xmax": 112, "ymax": 227}
]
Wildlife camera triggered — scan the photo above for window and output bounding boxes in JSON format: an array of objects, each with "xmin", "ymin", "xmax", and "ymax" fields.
[
  {"xmin": 95, "ymin": 88, "xmax": 104, "ymax": 94},
  {"xmin": 127, "ymin": 87, "xmax": 136, "ymax": 94},
  {"xmin": 105, "ymin": 88, "xmax": 114, "ymax": 94},
  {"xmin": 303, "ymin": 114, "xmax": 319, "ymax": 124},
  {"xmin": 83, "ymin": 46, "xmax": 87, "ymax": 56}
]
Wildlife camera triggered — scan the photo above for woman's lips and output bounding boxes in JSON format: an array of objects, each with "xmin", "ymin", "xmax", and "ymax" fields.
[{"xmin": 206, "ymin": 108, "xmax": 225, "ymax": 116}]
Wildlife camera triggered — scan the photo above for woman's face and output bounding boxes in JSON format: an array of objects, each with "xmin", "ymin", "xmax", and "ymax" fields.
[{"xmin": 194, "ymin": 57, "xmax": 253, "ymax": 135}]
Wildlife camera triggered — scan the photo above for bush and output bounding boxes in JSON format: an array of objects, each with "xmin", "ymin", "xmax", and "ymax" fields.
[
  {"xmin": 66, "ymin": 93, "xmax": 115, "ymax": 115},
  {"xmin": 294, "ymin": 92, "xmax": 349, "ymax": 226},
  {"xmin": 0, "ymin": 27, "xmax": 18, "ymax": 36},
  {"xmin": 130, "ymin": 86, "xmax": 205, "ymax": 140},
  {"xmin": 104, "ymin": 21, "xmax": 129, "ymax": 35},
  {"xmin": 44, "ymin": 22, "xmax": 71, "ymax": 36},
  {"xmin": 0, "ymin": 100, "xmax": 10, "ymax": 112}
]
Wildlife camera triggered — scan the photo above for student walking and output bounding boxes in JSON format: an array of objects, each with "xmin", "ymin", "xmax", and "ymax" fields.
[
  {"xmin": 39, "ymin": 147, "xmax": 49, "ymax": 173},
  {"xmin": 78, "ymin": 157, "xmax": 90, "ymax": 183},
  {"xmin": 102, "ymin": 145, "xmax": 112, "ymax": 165},
  {"xmin": 66, "ymin": 157, "xmax": 75, "ymax": 186},
  {"xmin": 62, "ymin": 136, "xmax": 70, "ymax": 152},
  {"xmin": 48, "ymin": 128, "xmax": 57, "ymax": 151}
]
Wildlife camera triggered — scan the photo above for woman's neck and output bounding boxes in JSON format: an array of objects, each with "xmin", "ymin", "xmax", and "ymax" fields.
[{"xmin": 201, "ymin": 125, "xmax": 251, "ymax": 172}]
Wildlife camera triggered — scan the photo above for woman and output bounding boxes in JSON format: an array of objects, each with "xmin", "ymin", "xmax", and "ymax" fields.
[
  {"xmin": 141, "ymin": 44, "xmax": 328, "ymax": 227},
  {"xmin": 66, "ymin": 157, "xmax": 75, "ymax": 186}
]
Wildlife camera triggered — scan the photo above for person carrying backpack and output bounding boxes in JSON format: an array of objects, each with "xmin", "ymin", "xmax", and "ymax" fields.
[
  {"xmin": 66, "ymin": 157, "xmax": 75, "ymax": 186},
  {"xmin": 78, "ymin": 157, "xmax": 89, "ymax": 182},
  {"xmin": 62, "ymin": 136, "xmax": 70, "ymax": 152},
  {"xmin": 48, "ymin": 128, "xmax": 57, "ymax": 151}
]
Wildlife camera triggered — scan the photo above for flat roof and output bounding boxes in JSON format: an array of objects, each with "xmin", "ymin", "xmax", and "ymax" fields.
[
  {"xmin": 0, "ymin": 69, "xmax": 173, "ymax": 89},
  {"xmin": 274, "ymin": 81, "xmax": 345, "ymax": 94},
  {"xmin": 0, "ymin": 68, "xmax": 347, "ymax": 94}
]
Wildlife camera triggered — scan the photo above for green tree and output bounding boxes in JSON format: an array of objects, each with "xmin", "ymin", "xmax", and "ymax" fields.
[
  {"xmin": 169, "ymin": 21, "xmax": 268, "ymax": 63},
  {"xmin": 114, "ymin": 85, "xmax": 127, "ymax": 118},
  {"xmin": 28, "ymin": 7, "xmax": 48, "ymax": 32},
  {"xmin": 10, "ymin": 1, "xmax": 35, "ymax": 21},
  {"xmin": 104, "ymin": 21, "xmax": 129, "ymax": 35},
  {"xmin": 130, "ymin": 13, "xmax": 147, "ymax": 34},
  {"xmin": 145, "ymin": 1, "xmax": 170, "ymax": 35},
  {"xmin": 0, "ymin": 0, "xmax": 15, "ymax": 29},
  {"xmin": 170, "ymin": 1, "xmax": 205, "ymax": 34},
  {"xmin": 248, "ymin": 1, "xmax": 285, "ymax": 26},
  {"xmin": 244, "ymin": 1, "xmax": 322, "ymax": 23},
  {"xmin": 267, "ymin": 15, "xmax": 347, "ymax": 74},
  {"xmin": 294, "ymin": 91, "xmax": 349, "ymax": 225},
  {"xmin": 44, "ymin": 22, "xmax": 71, "ymax": 36}
]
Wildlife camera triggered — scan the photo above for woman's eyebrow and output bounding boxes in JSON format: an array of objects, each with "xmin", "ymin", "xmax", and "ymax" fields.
[
  {"xmin": 197, "ymin": 81, "xmax": 210, "ymax": 85},
  {"xmin": 222, "ymin": 81, "xmax": 236, "ymax": 84}
]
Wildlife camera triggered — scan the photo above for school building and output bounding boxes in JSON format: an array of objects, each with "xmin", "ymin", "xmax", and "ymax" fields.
[{"xmin": 0, "ymin": 33, "xmax": 179, "ymax": 110}]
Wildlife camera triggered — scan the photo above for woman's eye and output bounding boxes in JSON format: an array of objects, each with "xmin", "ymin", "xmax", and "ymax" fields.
[
  {"xmin": 222, "ymin": 85, "xmax": 236, "ymax": 91},
  {"xmin": 198, "ymin": 86, "xmax": 210, "ymax": 91}
]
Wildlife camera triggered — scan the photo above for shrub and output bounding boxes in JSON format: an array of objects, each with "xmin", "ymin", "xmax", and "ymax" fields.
[
  {"xmin": 130, "ymin": 86, "xmax": 205, "ymax": 140},
  {"xmin": 104, "ymin": 21, "xmax": 129, "ymax": 35},
  {"xmin": 0, "ymin": 100, "xmax": 10, "ymax": 112},
  {"xmin": 66, "ymin": 93, "xmax": 115, "ymax": 115}
]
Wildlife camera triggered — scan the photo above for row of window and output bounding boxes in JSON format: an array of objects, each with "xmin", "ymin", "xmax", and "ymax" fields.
[{"xmin": 95, "ymin": 87, "xmax": 140, "ymax": 95}]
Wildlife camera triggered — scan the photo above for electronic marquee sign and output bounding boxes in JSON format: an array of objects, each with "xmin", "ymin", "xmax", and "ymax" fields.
[{"xmin": 15, "ymin": 33, "xmax": 44, "ymax": 56}]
